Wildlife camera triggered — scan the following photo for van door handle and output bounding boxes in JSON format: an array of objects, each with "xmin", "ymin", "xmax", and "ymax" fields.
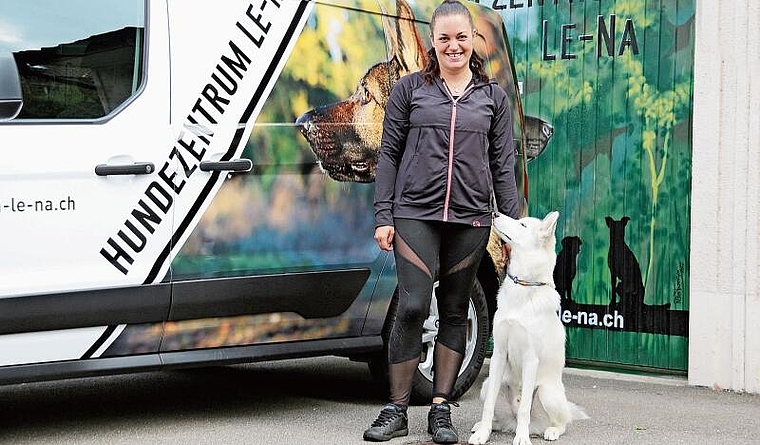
[
  {"xmin": 199, "ymin": 158, "xmax": 252, "ymax": 173},
  {"xmin": 95, "ymin": 162, "xmax": 155, "ymax": 176}
]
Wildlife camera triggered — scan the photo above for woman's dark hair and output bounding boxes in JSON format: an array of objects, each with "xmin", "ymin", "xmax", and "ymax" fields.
[{"xmin": 422, "ymin": 0, "xmax": 489, "ymax": 84}]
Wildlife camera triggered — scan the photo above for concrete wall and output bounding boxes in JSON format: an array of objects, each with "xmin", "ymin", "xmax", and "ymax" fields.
[{"xmin": 690, "ymin": 0, "xmax": 760, "ymax": 393}]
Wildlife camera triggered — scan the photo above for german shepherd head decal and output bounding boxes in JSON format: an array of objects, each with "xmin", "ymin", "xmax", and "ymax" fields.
[
  {"xmin": 296, "ymin": 0, "xmax": 426, "ymax": 183},
  {"xmin": 296, "ymin": 0, "xmax": 552, "ymax": 183}
]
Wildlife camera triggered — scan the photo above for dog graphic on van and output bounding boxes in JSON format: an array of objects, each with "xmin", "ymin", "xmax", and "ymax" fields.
[
  {"xmin": 295, "ymin": 0, "xmax": 426, "ymax": 183},
  {"xmin": 296, "ymin": 0, "xmax": 552, "ymax": 183}
]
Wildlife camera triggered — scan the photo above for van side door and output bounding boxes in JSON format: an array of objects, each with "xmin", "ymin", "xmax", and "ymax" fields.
[
  {"xmin": 159, "ymin": 0, "xmax": 389, "ymax": 353},
  {"xmin": 0, "ymin": 0, "xmax": 171, "ymax": 368}
]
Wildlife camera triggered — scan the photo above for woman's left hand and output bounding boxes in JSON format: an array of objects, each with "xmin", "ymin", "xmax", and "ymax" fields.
[{"xmin": 374, "ymin": 225, "xmax": 395, "ymax": 252}]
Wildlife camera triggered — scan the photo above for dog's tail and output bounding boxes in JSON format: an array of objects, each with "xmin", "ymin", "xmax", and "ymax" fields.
[{"xmin": 568, "ymin": 401, "xmax": 589, "ymax": 421}]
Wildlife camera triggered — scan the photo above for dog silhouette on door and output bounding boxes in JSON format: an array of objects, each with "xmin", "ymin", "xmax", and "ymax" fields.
[
  {"xmin": 554, "ymin": 236, "xmax": 582, "ymax": 307},
  {"xmin": 605, "ymin": 216, "xmax": 645, "ymax": 328}
]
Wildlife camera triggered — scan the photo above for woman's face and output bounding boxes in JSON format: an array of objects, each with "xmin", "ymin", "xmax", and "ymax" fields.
[{"xmin": 431, "ymin": 14, "xmax": 474, "ymax": 75}]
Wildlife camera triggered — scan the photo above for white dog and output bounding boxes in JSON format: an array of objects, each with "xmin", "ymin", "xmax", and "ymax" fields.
[{"xmin": 469, "ymin": 211, "xmax": 587, "ymax": 445}]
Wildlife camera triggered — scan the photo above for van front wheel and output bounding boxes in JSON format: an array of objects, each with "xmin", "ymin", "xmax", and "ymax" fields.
[{"xmin": 368, "ymin": 279, "xmax": 489, "ymax": 405}]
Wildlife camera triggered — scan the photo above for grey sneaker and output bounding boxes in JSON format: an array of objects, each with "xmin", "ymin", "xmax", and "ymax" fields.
[
  {"xmin": 363, "ymin": 404, "xmax": 408, "ymax": 442},
  {"xmin": 427, "ymin": 402, "xmax": 458, "ymax": 444}
]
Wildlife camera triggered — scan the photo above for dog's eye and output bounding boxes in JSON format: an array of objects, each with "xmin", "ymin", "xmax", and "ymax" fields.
[
  {"xmin": 519, "ymin": 222, "xmax": 527, "ymax": 228},
  {"xmin": 359, "ymin": 86, "xmax": 373, "ymax": 105}
]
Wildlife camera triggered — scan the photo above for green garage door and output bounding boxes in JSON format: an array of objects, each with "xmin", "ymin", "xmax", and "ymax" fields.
[{"xmin": 491, "ymin": 0, "xmax": 694, "ymax": 373}]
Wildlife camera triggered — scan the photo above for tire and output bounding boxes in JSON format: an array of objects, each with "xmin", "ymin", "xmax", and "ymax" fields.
[{"xmin": 368, "ymin": 279, "xmax": 490, "ymax": 405}]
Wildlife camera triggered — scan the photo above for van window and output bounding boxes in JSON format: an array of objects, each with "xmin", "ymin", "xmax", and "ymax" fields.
[{"xmin": 2, "ymin": 0, "xmax": 146, "ymax": 120}]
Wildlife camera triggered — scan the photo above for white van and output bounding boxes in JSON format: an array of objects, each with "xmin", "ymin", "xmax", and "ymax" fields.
[{"xmin": 0, "ymin": 0, "xmax": 533, "ymax": 404}]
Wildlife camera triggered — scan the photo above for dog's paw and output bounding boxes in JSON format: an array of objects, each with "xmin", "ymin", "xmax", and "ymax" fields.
[
  {"xmin": 471, "ymin": 420, "xmax": 482, "ymax": 432},
  {"xmin": 468, "ymin": 426, "xmax": 491, "ymax": 444},
  {"xmin": 512, "ymin": 434, "xmax": 532, "ymax": 445},
  {"xmin": 543, "ymin": 427, "xmax": 562, "ymax": 441}
]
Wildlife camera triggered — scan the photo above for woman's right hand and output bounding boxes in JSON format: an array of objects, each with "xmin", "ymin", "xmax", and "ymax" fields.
[{"xmin": 374, "ymin": 225, "xmax": 395, "ymax": 251}]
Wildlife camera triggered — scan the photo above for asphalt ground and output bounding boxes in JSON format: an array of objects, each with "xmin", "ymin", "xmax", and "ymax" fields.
[{"xmin": 0, "ymin": 356, "xmax": 757, "ymax": 444}]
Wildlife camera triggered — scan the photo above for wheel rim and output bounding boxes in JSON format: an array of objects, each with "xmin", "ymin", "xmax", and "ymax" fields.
[{"xmin": 418, "ymin": 281, "xmax": 478, "ymax": 383}]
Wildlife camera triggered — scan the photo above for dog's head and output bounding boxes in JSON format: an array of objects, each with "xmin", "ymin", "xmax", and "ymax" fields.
[
  {"xmin": 605, "ymin": 216, "xmax": 630, "ymax": 242},
  {"xmin": 561, "ymin": 236, "xmax": 582, "ymax": 255},
  {"xmin": 493, "ymin": 211, "xmax": 560, "ymax": 257},
  {"xmin": 524, "ymin": 115, "xmax": 554, "ymax": 162},
  {"xmin": 296, "ymin": 0, "xmax": 427, "ymax": 183}
]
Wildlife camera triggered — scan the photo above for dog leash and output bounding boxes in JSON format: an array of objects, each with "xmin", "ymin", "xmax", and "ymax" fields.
[{"xmin": 506, "ymin": 269, "xmax": 553, "ymax": 288}]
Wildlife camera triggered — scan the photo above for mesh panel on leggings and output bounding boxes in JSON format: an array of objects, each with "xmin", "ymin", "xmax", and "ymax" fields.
[
  {"xmin": 432, "ymin": 342, "xmax": 464, "ymax": 401},
  {"xmin": 439, "ymin": 244, "xmax": 481, "ymax": 279},
  {"xmin": 388, "ymin": 358, "xmax": 419, "ymax": 407},
  {"xmin": 394, "ymin": 232, "xmax": 431, "ymax": 279}
]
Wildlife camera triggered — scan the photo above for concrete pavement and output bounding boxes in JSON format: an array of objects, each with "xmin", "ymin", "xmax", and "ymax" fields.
[
  {"xmin": 0, "ymin": 356, "xmax": 757, "ymax": 444},
  {"xmin": 349, "ymin": 358, "xmax": 760, "ymax": 445}
]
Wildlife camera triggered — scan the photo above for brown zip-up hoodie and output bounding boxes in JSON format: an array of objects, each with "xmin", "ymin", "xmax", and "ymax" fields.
[{"xmin": 374, "ymin": 71, "xmax": 519, "ymax": 228}]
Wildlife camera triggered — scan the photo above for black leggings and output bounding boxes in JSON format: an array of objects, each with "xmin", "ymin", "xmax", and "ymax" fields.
[{"xmin": 388, "ymin": 218, "xmax": 489, "ymax": 406}]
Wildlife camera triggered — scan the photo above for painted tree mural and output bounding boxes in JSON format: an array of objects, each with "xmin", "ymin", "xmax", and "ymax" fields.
[{"xmin": 492, "ymin": 0, "xmax": 694, "ymax": 371}]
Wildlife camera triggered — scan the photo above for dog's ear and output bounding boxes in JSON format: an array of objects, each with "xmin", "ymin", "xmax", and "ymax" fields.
[
  {"xmin": 540, "ymin": 211, "xmax": 559, "ymax": 242},
  {"xmin": 382, "ymin": 0, "xmax": 427, "ymax": 74}
]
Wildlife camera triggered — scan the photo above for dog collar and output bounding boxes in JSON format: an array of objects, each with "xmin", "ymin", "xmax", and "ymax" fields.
[{"xmin": 506, "ymin": 270, "xmax": 552, "ymax": 287}]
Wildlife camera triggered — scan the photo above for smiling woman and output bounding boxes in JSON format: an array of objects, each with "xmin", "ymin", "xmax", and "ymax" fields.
[
  {"xmin": 366, "ymin": 0, "xmax": 520, "ymax": 442},
  {"xmin": 430, "ymin": 14, "xmax": 474, "ymax": 94}
]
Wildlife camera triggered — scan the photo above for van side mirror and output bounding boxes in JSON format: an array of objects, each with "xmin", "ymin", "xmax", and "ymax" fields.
[{"xmin": 0, "ymin": 51, "xmax": 23, "ymax": 121}]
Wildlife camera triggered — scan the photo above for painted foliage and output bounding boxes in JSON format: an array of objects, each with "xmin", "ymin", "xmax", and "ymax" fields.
[{"xmin": 489, "ymin": 0, "xmax": 694, "ymax": 371}]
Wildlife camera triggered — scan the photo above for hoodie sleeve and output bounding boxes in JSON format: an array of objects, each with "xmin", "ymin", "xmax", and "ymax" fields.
[
  {"xmin": 488, "ymin": 85, "xmax": 520, "ymax": 219},
  {"xmin": 373, "ymin": 76, "xmax": 412, "ymax": 227}
]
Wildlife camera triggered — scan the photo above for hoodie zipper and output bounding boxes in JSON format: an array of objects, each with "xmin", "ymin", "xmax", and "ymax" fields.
[{"xmin": 442, "ymin": 83, "xmax": 474, "ymax": 222}]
